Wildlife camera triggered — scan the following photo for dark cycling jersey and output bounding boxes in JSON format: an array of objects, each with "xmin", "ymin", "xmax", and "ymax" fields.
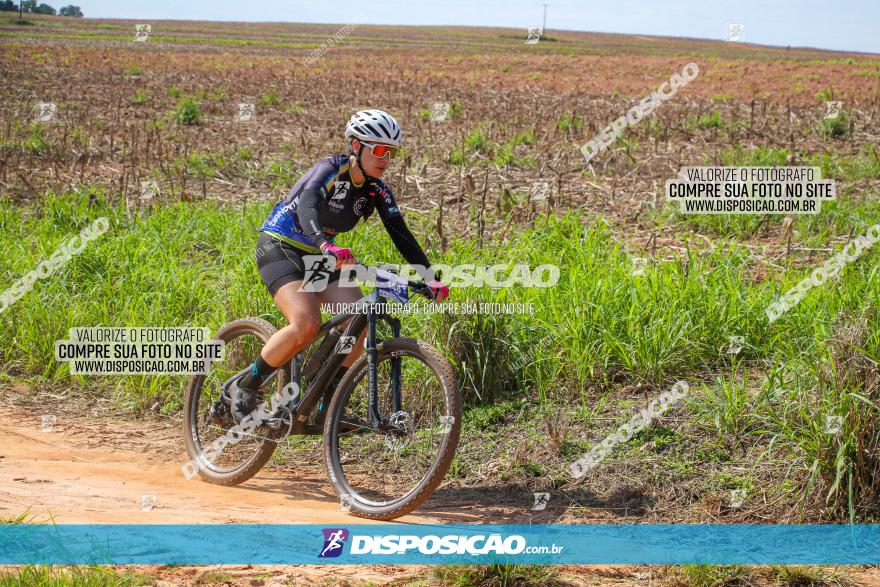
[{"xmin": 260, "ymin": 153, "xmax": 431, "ymax": 271}]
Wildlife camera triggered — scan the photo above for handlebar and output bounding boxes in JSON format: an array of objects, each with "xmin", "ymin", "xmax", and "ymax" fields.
[{"xmin": 349, "ymin": 263, "xmax": 437, "ymax": 300}]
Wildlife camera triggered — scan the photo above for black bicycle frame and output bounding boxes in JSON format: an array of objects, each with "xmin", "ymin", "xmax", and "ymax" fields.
[{"xmin": 286, "ymin": 288, "xmax": 402, "ymax": 435}]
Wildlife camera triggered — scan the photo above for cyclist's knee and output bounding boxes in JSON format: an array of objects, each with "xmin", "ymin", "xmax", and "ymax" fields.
[{"xmin": 290, "ymin": 316, "xmax": 320, "ymax": 341}]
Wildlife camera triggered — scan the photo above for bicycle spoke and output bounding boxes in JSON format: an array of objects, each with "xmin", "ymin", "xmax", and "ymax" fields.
[
  {"xmin": 191, "ymin": 329, "xmax": 274, "ymax": 473},
  {"xmin": 331, "ymin": 350, "xmax": 451, "ymax": 506}
]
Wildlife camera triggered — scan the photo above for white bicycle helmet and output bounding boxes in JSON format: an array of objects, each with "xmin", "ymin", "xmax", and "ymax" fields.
[{"xmin": 345, "ymin": 109, "xmax": 402, "ymax": 147}]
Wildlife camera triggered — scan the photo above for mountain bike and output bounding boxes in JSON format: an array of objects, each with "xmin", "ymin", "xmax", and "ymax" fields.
[{"xmin": 182, "ymin": 264, "xmax": 462, "ymax": 520}]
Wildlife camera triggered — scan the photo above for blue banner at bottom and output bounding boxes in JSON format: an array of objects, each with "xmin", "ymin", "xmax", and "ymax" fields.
[{"xmin": 2, "ymin": 524, "xmax": 879, "ymax": 565}]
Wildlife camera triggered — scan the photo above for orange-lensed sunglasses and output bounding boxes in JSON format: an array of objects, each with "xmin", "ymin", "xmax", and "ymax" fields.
[{"xmin": 359, "ymin": 141, "xmax": 399, "ymax": 160}]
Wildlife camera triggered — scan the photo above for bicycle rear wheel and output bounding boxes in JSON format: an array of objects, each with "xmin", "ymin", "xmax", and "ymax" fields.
[
  {"xmin": 183, "ymin": 317, "xmax": 283, "ymax": 485},
  {"xmin": 323, "ymin": 338, "xmax": 461, "ymax": 519}
]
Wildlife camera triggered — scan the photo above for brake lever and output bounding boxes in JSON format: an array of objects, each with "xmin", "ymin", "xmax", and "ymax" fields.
[{"xmin": 409, "ymin": 282, "xmax": 434, "ymax": 300}]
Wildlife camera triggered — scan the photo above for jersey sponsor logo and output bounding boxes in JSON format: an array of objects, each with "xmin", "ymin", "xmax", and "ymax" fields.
[
  {"xmin": 353, "ymin": 197, "xmax": 368, "ymax": 216},
  {"xmin": 378, "ymin": 186, "xmax": 394, "ymax": 207},
  {"xmin": 267, "ymin": 200, "xmax": 296, "ymax": 227}
]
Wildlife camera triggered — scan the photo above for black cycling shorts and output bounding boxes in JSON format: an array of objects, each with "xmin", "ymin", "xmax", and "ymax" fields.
[{"xmin": 256, "ymin": 232, "xmax": 340, "ymax": 297}]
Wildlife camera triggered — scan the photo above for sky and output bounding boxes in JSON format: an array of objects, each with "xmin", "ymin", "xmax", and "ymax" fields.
[{"xmin": 73, "ymin": 0, "xmax": 879, "ymax": 54}]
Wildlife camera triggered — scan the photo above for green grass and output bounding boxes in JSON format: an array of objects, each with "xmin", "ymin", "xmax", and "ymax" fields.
[
  {"xmin": 691, "ymin": 364, "xmax": 753, "ymax": 440},
  {"xmin": 433, "ymin": 564, "xmax": 561, "ymax": 586},
  {"xmin": 2, "ymin": 190, "xmax": 879, "ymax": 402},
  {"xmin": 449, "ymin": 127, "xmax": 490, "ymax": 164},
  {"xmin": 260, "ymin": 89, "xmax": 280, "ymax": 106},
  {"xmin": 131, "ymin": 89, "xmax": 149, "ymax": 105},
  {"xmin": 448, "ymin": 100, "xmax": 463, "ymax": 119},
  {"xmin": 770, "ymin": 565, "xmax": 844, "ymax": 586},
  {"xmin": 511, "ymin": 130, "xmax": 535, "ymax": 146},
  {"xmin": 821, "ymin": 109, "xmax": 850, "ymax": 139},
  {"xmin": 0, "ymin": 566, "xmax": 154, "ymax": 587},
  {"xmin": 815, "ymin": 87, "xmax": 835, "ymax": 102},
  {"xmin": 251, "ymin": 159, "xmax": 296, "ymax": 191},
  {"xmin": 1, "ymin": 189, "xmax": 879, "ymax": 518},
  {"xmin": 556, "ymin": 113, "xmax": 583, "ymax": 133},
  {"xmin": 675, "ymin": 565, "xmax": 753, "ymax": 587},
  {"xmin": 720, "ymin": 144, "xmax": 790, "ymax": 167},
  {"xmin": 759, "ymin": 311, "xmax": 880, "ymax": 522},
  {"xmin": 195, "ymin": 570, "xmax": 234, "ymax": 584},
  {"xmin": 465, "ymin": 128, "xmax": 488, "ymax": 153},
  {"xmin": 1, "ymin": 508, "xmax": 53, "ymax": 524},
  {"xmin": 675, "ymin": 564, "xmax": 846, "ymax": 586},
  {"xmin": 464, "ymin": 401, "xmax": 517, "ymax": 430},
  {"xmin": 448, "ymin": 148, "xmax": 466, "ymax": 165},
  {"xmin": 172, "ymin": 96, "xmax": 202, "ymax": 126},
  {"xmin": 696, "ymin": 111, "xmax": 724, "ymax": 130},
  {"xmin": 25, "ymin": 123, "xmax": 51, "ymax": 155}
]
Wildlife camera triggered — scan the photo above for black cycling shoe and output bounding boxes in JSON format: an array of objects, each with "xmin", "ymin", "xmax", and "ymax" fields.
[{"xmin": 230, "ymin": 376, "xmax": 261, "ymax": 424}]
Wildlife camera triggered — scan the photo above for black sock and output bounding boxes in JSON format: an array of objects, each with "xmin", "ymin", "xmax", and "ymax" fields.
[{"xmin": 240, "ymin": 354, "xmax": 277, "ymax": 390}]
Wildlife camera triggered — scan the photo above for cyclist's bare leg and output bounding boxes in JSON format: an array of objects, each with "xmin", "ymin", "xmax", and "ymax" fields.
[
  {"xmin": 317, "ymin": 278, "xmax": 366, "ymax": 368},
  {"xmin": 233, "ymin": 277, "xmax": 360, "ymax": 421},
  {"xmin": 230, "ymin": 281, "xmax": 321, "ymax": 421},
  {"xmin": 260, "ymin": 281, "xmax": 322, "ymax": 367}
]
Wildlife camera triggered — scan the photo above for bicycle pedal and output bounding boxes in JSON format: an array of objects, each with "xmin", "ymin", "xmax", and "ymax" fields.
[
  {"xmin": 263, "ymin": 406, "xmax": 294, "ymax": 433},
  {"xmin": 264, "ymin": 418, "xmax": 285, "ymax": 431}
]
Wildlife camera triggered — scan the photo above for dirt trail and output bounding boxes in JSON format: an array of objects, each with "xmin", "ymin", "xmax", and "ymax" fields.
[
  {"xmin": 0, "ymin": 405, "xmax": 473, "ymax": 525},
  {"xmin": 3, "ymin": 399, "xmax": 880, "ymax": 585}
]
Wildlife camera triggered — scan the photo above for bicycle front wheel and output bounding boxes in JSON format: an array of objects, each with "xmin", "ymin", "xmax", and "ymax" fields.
[{"xmin": 323, "ymin": 338, "xmax": 461, "ymax": 519}]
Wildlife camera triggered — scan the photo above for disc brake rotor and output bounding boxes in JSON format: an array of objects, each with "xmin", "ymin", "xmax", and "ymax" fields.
[{"xmin": 384, "ymin": 410, "xmax": 414, "ymax": 451}]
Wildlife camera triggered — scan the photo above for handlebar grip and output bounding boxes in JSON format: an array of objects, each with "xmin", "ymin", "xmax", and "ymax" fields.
[{"xmin": 409, "ymin": 282, "xmax": 433, "ymax": 298}]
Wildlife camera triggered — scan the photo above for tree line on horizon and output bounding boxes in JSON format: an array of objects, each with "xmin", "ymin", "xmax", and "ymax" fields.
[{"xmin": 0, "ymin": 0, "xmax": 83, "ymax": 16}]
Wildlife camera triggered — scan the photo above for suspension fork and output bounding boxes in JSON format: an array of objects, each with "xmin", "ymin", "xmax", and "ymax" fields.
[
  {"xmin": 367, "ymin": 291, "xmax": 381, "ymax": 427},
  {"xmin": 367, "ymin": 293, "xmax": 404, "ymax": 427},
  {"xmin": 388, "ymin": 316, "xmax": 402, "ymax": 413}
]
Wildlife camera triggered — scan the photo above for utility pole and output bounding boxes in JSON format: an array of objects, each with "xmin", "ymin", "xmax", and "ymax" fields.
[
  {"xmin": 19, "ymin": 0, "xmax": 23, "ymax": 20},
  {"xmin": 541, "ymin": 4, "xmax": 548, "ymax": 37}
]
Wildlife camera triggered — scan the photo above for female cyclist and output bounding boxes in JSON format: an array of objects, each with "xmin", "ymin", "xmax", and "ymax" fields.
[{"xmin": 230, "ymin": 109, "xmax": 449, "ymax": 422}]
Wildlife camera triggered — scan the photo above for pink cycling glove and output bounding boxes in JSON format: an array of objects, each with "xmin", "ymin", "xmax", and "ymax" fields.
[{"xmin": 320, "ymin": 243, "xmax": 356, "ymax": 265}]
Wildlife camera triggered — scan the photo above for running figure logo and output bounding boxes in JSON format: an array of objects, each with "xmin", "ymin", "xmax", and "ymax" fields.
[
  {"xmin": 331, "ymin": 181, "xmax": 351, "ymax": 200},
  {"xmin": 336, "ymin": 335, "xmax": 356, "ymax": 355},
  {"xmin": 319, "ymin": 528, "xmax": 349, "ymax": 558},
  {"xmin": 299, "ymin": 255, "xmax": 336, "ymax": 292}
]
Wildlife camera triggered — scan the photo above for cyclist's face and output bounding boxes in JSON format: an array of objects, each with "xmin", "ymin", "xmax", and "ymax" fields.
[{"xmin": 353, "ymin": 139, "xmax": 391, "ymax": 178}]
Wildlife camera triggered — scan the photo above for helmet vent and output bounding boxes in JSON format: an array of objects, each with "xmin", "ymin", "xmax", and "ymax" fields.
[{"xmin": 345, "ymin": 109, "xmax": 402, "ymax": 148}]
